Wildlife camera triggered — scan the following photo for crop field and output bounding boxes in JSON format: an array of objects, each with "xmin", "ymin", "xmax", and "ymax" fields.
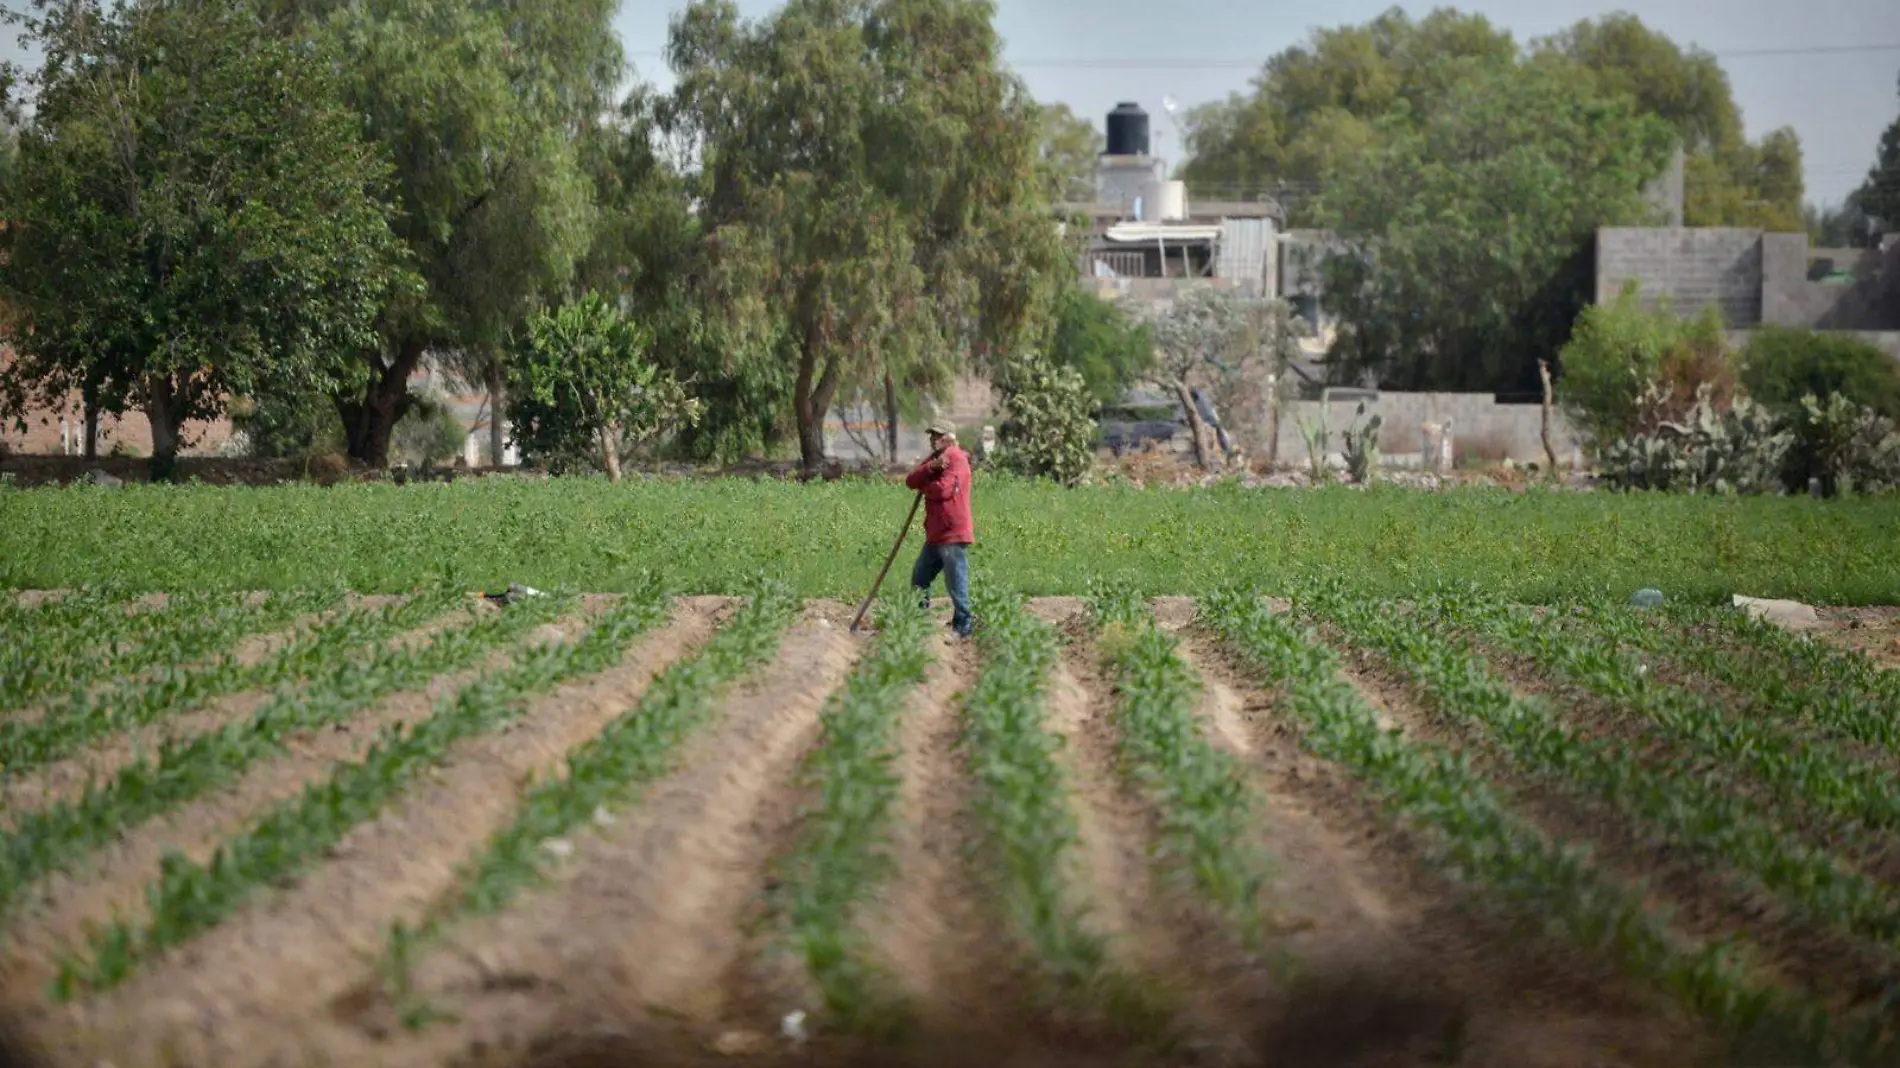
[{"xmin": 2, "ymin": 579, "xmax": 1899, "ymax": 1068}]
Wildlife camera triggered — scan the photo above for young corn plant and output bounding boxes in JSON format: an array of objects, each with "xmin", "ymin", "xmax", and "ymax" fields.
[
  {"xmin": 0, "ymin": 590, "xmax": 563, "ymax": 919},
  {"xmin": 1425, "ymin": 590, "xmax": 1900, "ymax": 851},
  {"xmin": 1087, "ymin": 584, "xmax": 1271, "ymax": 949},
  {"xmin": 0, "ymin": 588, "xmax": 452, "ymax": 774},
  {"xmin": 1301, "ymin": 585, "xmax": 1900, "ymax": 977},
  {"xmin": 1, "ymin": 589, "xmax": 333, "ymax": 712},
  {"xmin": 959, "ymin": 590, "xmax": 1116, "ymax": 1012},
  {"xmin": 372, "ymin": 577, "xmax": 797, "ymax": 1024},
  {"xmin": 757, "ymin": 595, "xmax": 933, "ymax": 1035},
  {"xmin": 53, "ymin": 583, "xmax": 677, "ymax": 997},
  {"xmin": 1199, "ymin": 588, "xmax": 1862, "ymax": 1064}
]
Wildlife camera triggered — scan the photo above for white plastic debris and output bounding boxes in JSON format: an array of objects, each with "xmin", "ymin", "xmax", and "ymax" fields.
[
  {"xmin": 540, "ymin": 838, "xmax": 574, "ymax": 859},
  {"xmin": 1732, "ymin": 595, "xmax": 1821, "ymax": 632},
  {"xmin": 592, "ymin": 805, "xmax": 615, "ymax": 828},
  {"xmin": 781, "ymin": 1009, "xmax": 809, "ymax": 1044}
]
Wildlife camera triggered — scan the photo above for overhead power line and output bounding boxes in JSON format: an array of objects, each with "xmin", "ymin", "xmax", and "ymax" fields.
[{"xmin": 626, "ymin": 42, "xmax": 1900, "ymax": 69}]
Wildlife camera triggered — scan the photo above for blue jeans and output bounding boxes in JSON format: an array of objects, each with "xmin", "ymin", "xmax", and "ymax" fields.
[{"xmin": 911, "ymin": 542, "xmax": 974, "ymax": 635}]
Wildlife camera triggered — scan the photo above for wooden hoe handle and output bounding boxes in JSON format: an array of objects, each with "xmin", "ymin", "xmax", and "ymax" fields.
[{"xmin": 850, "ymin": 490, "xmax": 924, "ymax": 634}]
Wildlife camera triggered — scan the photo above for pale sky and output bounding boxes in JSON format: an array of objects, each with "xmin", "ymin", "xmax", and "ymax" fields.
[{"xmin": 620, "ymin": 0, "xmax": 1900, "ymax": 210}]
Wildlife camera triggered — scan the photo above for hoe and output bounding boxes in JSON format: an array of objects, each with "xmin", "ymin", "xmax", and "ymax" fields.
[{"xmin": 848, "ymin": 489, "xmax": 923, "ymax": 636}]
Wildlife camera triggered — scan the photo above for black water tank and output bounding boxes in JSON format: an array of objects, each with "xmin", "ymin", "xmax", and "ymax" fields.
[{"xmin": 1105, "ymin": 102, "xmax": 1149, "ymax": 156}]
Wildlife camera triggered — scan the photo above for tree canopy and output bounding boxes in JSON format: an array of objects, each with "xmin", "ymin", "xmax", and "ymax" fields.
[
  {"xmin": 1855, "ymin": 73, "xmax": 1900, "ymax": 235},
  {"xmin": 0, "ymin": 0, "xmax": 410, "ymax": 476},
  {"xmin": 1181, "ymin": 8, "xmax": 1805, "ymax": 231},
  {"xmin": 665, "ymin": 0, "xmax": 1069, "ymax": 472},
  {"xmin": 1314, "ymin": 59, "xmax": 1676, "ymax": 394}
]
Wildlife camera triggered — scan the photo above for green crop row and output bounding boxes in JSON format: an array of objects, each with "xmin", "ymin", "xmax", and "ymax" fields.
[
  {"xmin": 7, "ymin": 477, "xmax": 1900, "ymax": 604},
  {"xmin": 959, "ymin": 589, "xmax": 1161, "ymax": 1031},
  {"xmin": 0, "ymin": 592, "xmax": 565, "ymax": 920},
  {"xmin": 1436, "ymin": 593, "xmax": 1900, "ymax": 849},
  {"xmin": 53, "ymin": 586, "xmax": 674, "ymax": 997},
  {"xmin": 1087, "ymin": 586, "xmax": 1271, "ymax": 947},
  {"xmin": 0, "ymin": 589, "xmax": 455, "ymax": 775},
  {"xmin": 1304, "ymin": 586, "xmax": 1900, "ymax": 974},
  {"xmin": 1195, "ymin": 589, "xmax": 1856, "ymax": 1061},
  {"xmin": 374, "ymin": 578, "xmax": 795, "ymax": 1026},
  {"xmin": 3, "ymin": 590, "xmax": 327, "ymax": 712},
  {"xmin": 1588, "ymin": 601, "xmax": 1900, "ymax": 751},
  {"xmin": 758, "ymin": 597, "xmax": 933, "ymax": 1034}
]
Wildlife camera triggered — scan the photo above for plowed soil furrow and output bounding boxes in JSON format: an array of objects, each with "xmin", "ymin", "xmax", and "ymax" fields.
[
  {"xmin": 0, "ymin": 609, "xmax": 591, "ymax": 998},
  {"xmin": 0, "ymin": 596, "xmax": 444, "ymax": 822},
  {"xmin": 362, "ymin": 615, "xmax": 861, "ymax": 1068},
  {"xmin": 833, "ymin": 633, "xmax": 985, "ymax": 1026},
  {"xmin": 1188, "ymin": 625, "xmax": 1715, "ymax": 1067},
  {"xmin": 1445, "ymin": 648, "xmax": 1895, "ymax": 1011},
  {"xmin": 1032, "ymin": 598, "xmax": 1267, "ymax": 1056},
  {"xmin": 0, "ymin": 596, "xmax": 363, "ymax": 734},
  {"xmin": 29, "ymin": 598, "xmax": 725, "ymax": 1068}
]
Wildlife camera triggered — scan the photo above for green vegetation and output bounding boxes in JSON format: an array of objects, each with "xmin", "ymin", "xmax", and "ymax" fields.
[
  {"xmin": 53, "ymin": 589, "xmax": 672, "ymax": 996},
  {"xmin": 759, "ymin": 597, "xmax": 933, "ymax": 1033},
  {"xmin": 1740, "ymin": 326, "xmax": 1900, "ymax": 421},
  {"xmin": 1198, "ymin": 588, "xmax": 1855, "ymax": 1060},
  {"xmin": 958, "ymin": 590, "xmax": 1112, "ymax": 1007},
  {"xmin": 0, "ymin": 589, "xmax": 330, "ymax": 713},
  {"xmin": 1301, "ymin": 587, "xmax": 1900, "ymax": 973},
  {"xmin": 1087, "ymin": 586, "xmax": 1271, "ymax": 946},
  {"xmin": 374, "ymin": 579, "xmax": 795, "ymax": 1023},
  {"xmin": 1430, "ymin": 592, "xmax": 1900, "ymax": 854},
  {"xmin": 0, "ymin": 591, "xmax": 562, "ymax": 919},
  {"xmin": 5, "ymin": 479, "xmax": 1899, "ymax": 603},
  {"xmin": 0, "ymin": 592, "xmax": 440, "ymax": 774}
]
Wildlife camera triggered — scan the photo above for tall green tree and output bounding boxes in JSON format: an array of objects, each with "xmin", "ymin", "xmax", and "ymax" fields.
[
  {"xmin": 571, "ymin": 88, "xmax": 787, "ymax": 464},
  {"xmin": 1046, "ymin": 285, "xmax": 1154, "ymax": 406},
  {"xmin": 0, "ymin": 0, "xmax": 410, "ymax": 477},
  {"xmin": 1315, "ymin": 61, "xmax": 1675, "ymax": 393},
  {"xmin": 267, "ymin": 0, "xmax": 621, "ymax": 467},
  {"xmin": 666, "ymin": 0, "xmax": 1069, "ymax": 473},
  {"xmin": 1533, "ymin": 14, "xmax": 1804, "ymax": 231},
  {"xmin": 1856, "ymin": 72, "xmax": 1900, "ymax": 234},
  {"xmin": 1035, "ymin": 101, "xmax": 1100, "ymax": 203},
  {"xmin": 1180, "ymin": 7, "xmax": 1516, "ymax": 212}
]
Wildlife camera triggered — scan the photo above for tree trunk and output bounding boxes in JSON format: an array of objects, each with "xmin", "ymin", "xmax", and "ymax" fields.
[
  {"xmin": 793, "ymin": 337, "xmax": 842, "ymax": 475},
  {"xmin": 882, "ymin": 369, "xmax": 899, "ymax": 465},
  {"xmin": 337, "ymin": 338, "xmax": 426, "ymax": 468},
  {"xmin": 143, "ymin": 374, "xmax": 183, "ymax": 482},
  {"xmin": 1538, "ymin": 359, "xmax": 1559, "ymax": 477},
  {"xmin": 1171, "ymin": 378, "xmax": 1219, "ymax": 474},
  {"xmin": 599, "ymin": 424, "xmax": 622, "ymax": 483},
  {"xmin": 487, "ymin": 357, "xmax": 506, "ymax": 468},
  {"xmin": 82, "ymin": 384, "xmax": 99, "ymax": 461}
]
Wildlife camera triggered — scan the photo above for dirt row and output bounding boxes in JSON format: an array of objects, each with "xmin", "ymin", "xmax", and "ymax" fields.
[{"xmin": 0, "ymin": 595, "xmax": 1807, "ymax": 1068}]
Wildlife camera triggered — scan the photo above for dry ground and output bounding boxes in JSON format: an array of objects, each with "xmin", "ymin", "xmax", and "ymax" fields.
[{"xmin": 0, "ymin": 594, "xmax": 1892, "ymax": 1068}]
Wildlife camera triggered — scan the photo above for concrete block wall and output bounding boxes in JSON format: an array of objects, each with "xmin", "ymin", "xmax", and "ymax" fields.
[
  {"xmin": 1271, "ymin": 392, "xmax": 1586, "ymax": 467},
  {"xmin": 1596, "ymin": 227, "xmax": 1763, "ymax": 325}
]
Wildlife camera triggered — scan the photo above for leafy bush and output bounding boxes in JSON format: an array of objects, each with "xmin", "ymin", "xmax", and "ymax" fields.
[
  {"xmin": 994, "ymin": 353, "xmax": 1095, "ymax": 486},
  {"xmin": 1740, "ymin": 326, "xmax": 1900, "ymax": 422},
  {"xmin": 1787, "ymin": 393, "xmax": 1900, "ymax": 496},
  {"xmin": 391, "ymin": 396, "xmax": 467, "ymax": 468},
  {"xmin": 230, "ymin": 390, "xmax": 347, "ymax": 460},
  {"xmin": 1600, "ymin": 385, "xmax": 1791, "ymax": 494},
  {"xmin": 1559, "ymin": 282, "xmax": 1734, "ymax": 448},
  {"xmin": 507, "ymin": 291, "xmax": 699, "ymax": 480},
  {"xmin": 1046, "ymin": 285, "xmax": 1155, "ymax": 406}
]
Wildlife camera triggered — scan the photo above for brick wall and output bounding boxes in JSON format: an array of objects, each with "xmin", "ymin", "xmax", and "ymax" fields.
[{"xmin": 2, "ymin": 400, "xmax": 236, "ymax": 458}]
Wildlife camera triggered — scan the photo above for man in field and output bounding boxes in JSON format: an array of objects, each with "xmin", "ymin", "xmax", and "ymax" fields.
[{"xmin": 905, "ymin": 420, "xmax": 976, "ymax": 638}]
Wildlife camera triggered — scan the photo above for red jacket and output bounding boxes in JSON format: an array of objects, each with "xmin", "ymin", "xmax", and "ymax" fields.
[{"xmin": 905, "ymin": 444, "xmax": 974, "ymax": 545}]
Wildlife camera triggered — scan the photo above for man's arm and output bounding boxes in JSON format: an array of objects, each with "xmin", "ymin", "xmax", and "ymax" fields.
[{"xmin": 904, "ymin": 459, "xmax": 939, "ymax": 491}]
